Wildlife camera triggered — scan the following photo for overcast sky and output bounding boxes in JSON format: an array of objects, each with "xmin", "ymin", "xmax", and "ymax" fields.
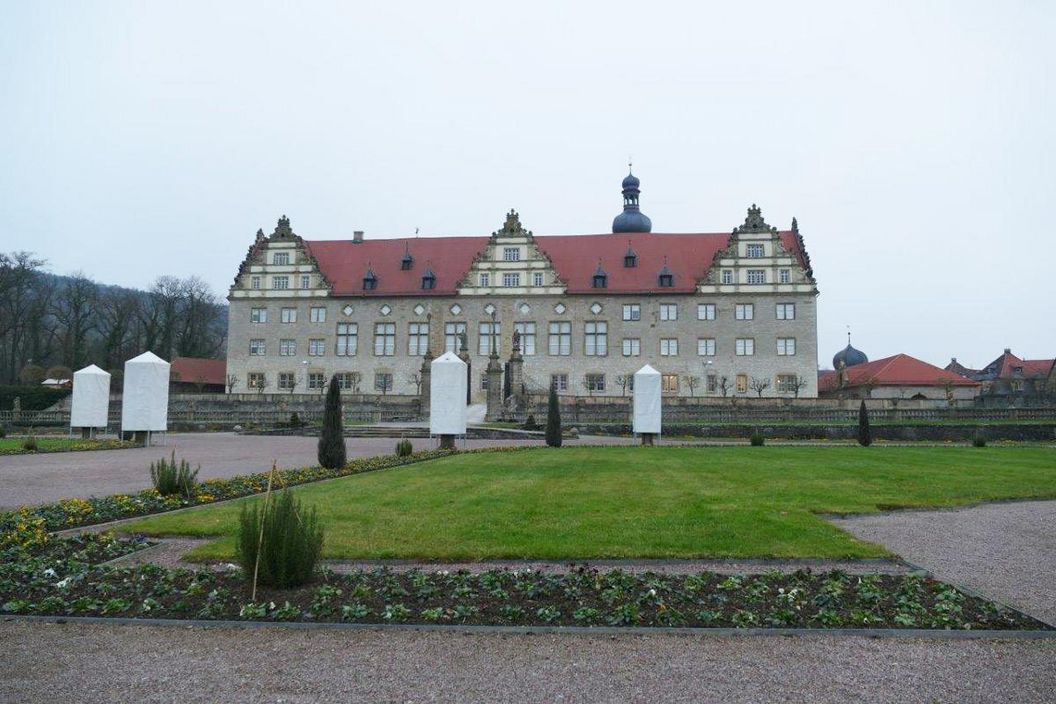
[{"xmin": 2, "ymin": 1, "xmax": 1053, "ymax": 369}]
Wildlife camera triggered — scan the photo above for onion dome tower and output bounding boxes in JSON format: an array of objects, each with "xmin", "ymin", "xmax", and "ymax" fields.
[
  {"xmin": 612, "ymin": 165, "xmax": 652, "ymax": 233},
  {"xmin": 832, "ymin": 332, "xmax": 868, "ymax": 369}
]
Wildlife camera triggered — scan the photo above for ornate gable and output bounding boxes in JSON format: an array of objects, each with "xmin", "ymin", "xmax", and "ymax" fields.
[
  {"xmin": 457, "ymin": 210, "xmax": 565, "ymax": 295},
  {"xmin": 229, "ymin": 216, "xmax": 332, "ymax": 300}
]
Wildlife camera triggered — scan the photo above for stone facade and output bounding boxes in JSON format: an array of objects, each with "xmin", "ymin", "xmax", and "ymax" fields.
[{"xmin": 227, "ymin": 202, "xmax": 820, "ymax": 402}]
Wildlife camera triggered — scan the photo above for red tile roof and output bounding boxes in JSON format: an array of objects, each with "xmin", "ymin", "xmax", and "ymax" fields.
[
  {"xmin": 987, "ymin": 350, "xmax": 1054, "ymax": 380},
  {"xmin": 170, "ymin": 357, "xmax": 226, "ymax": 386},
  {"xmin": 303, "ymin": 231, "xmax": 810, "ymax": 296},
  {"xmin": 818, "ymin": 354, "xmax": 978, "ymax": 393}
]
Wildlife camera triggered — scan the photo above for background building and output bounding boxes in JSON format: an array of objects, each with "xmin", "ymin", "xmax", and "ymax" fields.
[
  {"xmin": 226, "ymin": 173, "xmax": 820, "ymax": 402},
  {"xmin": 946, "ymin": 349, "xmax": 1055, "ymax": 405}
]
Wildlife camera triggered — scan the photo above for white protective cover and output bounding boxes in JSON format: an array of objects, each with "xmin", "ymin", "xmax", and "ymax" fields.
[
  {"xmin": 70, "ymin": 364, "xmax": 111, "ymax": 428},
  {"xmin": 633, "ymin": 364, "xmax": 662, "ymax": 435},
  {"xmin": 121, "ymin": 351, "xmax": 171, "ymax": 432},
  {"xmin": 430, "ymin": 351, "xmax": 468, "ymax": 435}
]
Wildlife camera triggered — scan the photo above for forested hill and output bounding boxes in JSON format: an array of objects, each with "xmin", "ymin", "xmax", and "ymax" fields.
[{"xmin": 0, "ymin": 251, "xmax": 227, "ymax": 384}]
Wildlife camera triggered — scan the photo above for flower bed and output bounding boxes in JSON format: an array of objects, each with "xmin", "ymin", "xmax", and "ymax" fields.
[
  {"xmin": 0, "ymin": 438, "xmax": 139, "ymax": 456},
  {"xmin": 0, "ymin": 533, "xmax": 1046, "ymax": 630},
  {"xmin": 0, "ymin": 449, "xmax": 458, "ymax": 533}
]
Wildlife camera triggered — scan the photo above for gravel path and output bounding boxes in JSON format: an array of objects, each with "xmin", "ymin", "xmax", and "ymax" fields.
[
  {"xmin": 831, "ymin": 500, "xmax": 1056, "ymax": 626},
  {"xmin": 2, "ymin": 621, "xmax": 1054, "ymax": 703},
  {"xmin": 0, "ymin": 432, "xmax": 626, "ymax": 508}
]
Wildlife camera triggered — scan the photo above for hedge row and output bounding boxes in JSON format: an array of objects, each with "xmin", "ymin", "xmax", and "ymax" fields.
[{"xmin": 0, "ymin": 386, "xmax": 71, "ymax": 412}]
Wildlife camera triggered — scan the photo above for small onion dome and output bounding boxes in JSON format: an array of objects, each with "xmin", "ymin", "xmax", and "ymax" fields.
[
  {"xmin": 833, "ymin": 343, "xmax": 868, "ymax": 369},
  {"xmin": 613, "ymin": 210, "xmax": 652, "ymax": 233},
  {"xmin": 622, "ymin": 172, "xmax": 640, "ymax": 189}
]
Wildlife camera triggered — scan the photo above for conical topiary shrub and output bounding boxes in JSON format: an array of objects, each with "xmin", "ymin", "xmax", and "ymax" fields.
[
  {"xmin": 545, "ymin": 386, "xmax": 562, "ymax": 448},
  {"xmin": 858, "ymin": 399, "xmax": 872, "ymax": 447},
  {"xmin": 318, "ymin": 375, "xmax": 346, "ymax": 469}
]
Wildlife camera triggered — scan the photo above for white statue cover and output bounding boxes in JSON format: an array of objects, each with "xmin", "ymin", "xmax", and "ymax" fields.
[
  {"xmin": 70, "ymin": 364, "xmax": 110, "ymax": 429},
  {"xmin": 121, "ymin": 351, "xmax": 170, "ymax": 432},
  {"xmin": 633, "ymin": 364, "xmax": 662, "ymax": 434},
  {"xmin": 430, "ymin": 351, "xmax": 468, "ymax": 435}
]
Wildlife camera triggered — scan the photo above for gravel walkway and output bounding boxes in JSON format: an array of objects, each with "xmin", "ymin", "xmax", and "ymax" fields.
[
  {"xmin": 0, "ymin": 432, "xmax": 626, "ymax": 509},
  {"xmin": 2, "ymin": 621, "xmax": 1054, "ymax": 703},
  {"xmin": 831, "ymin": 500, "xmax": 1056, "ymax": 626}
]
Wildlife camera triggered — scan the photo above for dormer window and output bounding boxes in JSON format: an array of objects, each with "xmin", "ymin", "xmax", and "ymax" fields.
[
  {"xmin": 400, "ymin": 250, "xmax": 414, "ymax": 270},
  {"xmin": 362, "ymin": 269, "xmax": 378, "ymax": 291},
  {"xmin": 421, "ymin": 268, "xmax": 436, "ymax": 290},
  {"xmin": 657, "ymin": 263, "xmax": 674, "ymax": 288},
  {"xmin": 624, "ymin": 244, "xmax": 638, "ymax": 268},
  {"xmin": 592, "ymin": 263, "xmax": 608, "ymax": 289}
]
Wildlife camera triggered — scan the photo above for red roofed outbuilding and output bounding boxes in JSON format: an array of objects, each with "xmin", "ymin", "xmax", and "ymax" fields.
[
  {"xmin": 819, "ymin": 353, "xmax": 978, "ymax": 401},
  {"xmin": 170, "ymin": 357, "xmax": 227, "ymax": 394}
]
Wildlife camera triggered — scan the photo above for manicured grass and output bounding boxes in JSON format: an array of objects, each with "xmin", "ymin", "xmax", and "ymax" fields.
[
  {"xmin": 123, "ymin": 446, "xmax": 1056, "ymax": 561},
  {"xmin": 0, "ymin": 437, "xmax": 134, "ymax": 454}
]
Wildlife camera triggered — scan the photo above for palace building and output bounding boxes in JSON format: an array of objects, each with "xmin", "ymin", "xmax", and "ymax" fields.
[{"xmin": 226, "ymin": 172, "xmax": 820, "ymax": 403}]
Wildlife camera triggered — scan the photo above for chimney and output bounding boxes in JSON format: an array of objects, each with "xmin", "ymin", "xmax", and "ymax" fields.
[
  {"xmin": 1004, "ymin": 348, "xmax": 1011, "ymax": 354},
  {"xmin": 353, "ymin": 231, "xmax": 364, "ymax": 244}
]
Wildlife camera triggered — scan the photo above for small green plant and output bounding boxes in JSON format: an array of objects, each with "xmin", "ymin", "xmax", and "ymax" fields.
[
  {"xmin": 395, "ymin": 438, "xmax": 413, "ymax": 457},
  {"xmin": 150, "ymin": 451, "xmax": 200, "ymax": 499},
  {"xmin": 523, "ymin": 414, "xmax": 538, "ymax": 431},
  {"xmin": 858, "ymin": 400, "xmax": 872, "ymax": 447},
  {"xmin": 289, "ymin": 412, "xmax": 302, "ymax": 428},
  {"xmin": 237, "ymin": 488, "xmax": 324, "ymax": 589},
  {"xmin": 749, "ymin": 431, "xmax": 765, "ymax": 446},
  {"xmin": 21, "ymin": 436, "xmax": 38, "ymax": 451},
  {"xmin": 0, "ymin": 425, "xmax": 6, "ymax": 438},
  {"xmin": 318, "ymin": 376, "xmax": 346, "ymax": 469},
  {"xmin": 972, "ymin": 433, "xmax": 987, "ymax": 448}
]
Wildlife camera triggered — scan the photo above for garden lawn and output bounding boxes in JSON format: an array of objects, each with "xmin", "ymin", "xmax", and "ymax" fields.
[
  {"xmin": 0, "ymin": 437, "xmax": 133, "ymax": 454},
  {"xmin": 122, "ymin": 446, "xmax": 1056, "ymax": 561}
]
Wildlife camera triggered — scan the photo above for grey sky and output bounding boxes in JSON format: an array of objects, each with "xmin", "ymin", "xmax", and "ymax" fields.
[{"xmin": 2, "ymin": 1, "xmax": 1053, "ymax": 369}]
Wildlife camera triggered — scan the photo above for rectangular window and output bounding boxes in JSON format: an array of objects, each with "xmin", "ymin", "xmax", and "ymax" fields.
[
  {"xmin": 746, "ymin": 243, "xmax": 765, "ymax": 258},
  {"xmin": 277, "ymin": 372, "xmax": 295, "ymax": 390},
  {"xmin": 548, "ymin": 321, "xmax": 571, "ymax": 356},
  {"xmin": 480, "ymin": 372, "xmax": 489, "ymax": 390},
  {"xmin": 479, "ymin": 273, "xmax": 490, "ymax": 287},
  {"xmin": 249, "ymin": 339, "xmax": 266, "ymax": 356},
  {"xmin": 533, "ymin": 272, "xmax": 544, "ymax": 287},
  {"xmin": 310, "ymin": 306, "xmax": 326, "ymax": 323},
  {"xmin": 374, "ymin": 373, "xmax": 393, "ymax": 393},
  {"xmin": 779, "ymin": 269, "xmax": 791, "ymax": 284},
  {"xmin": 776, "ymin": 303, "xmax": 796, "ymax": 320},
  {"xmin": 747, "ymin": 270, "xmax": 766, "ymax": 284},
  {"xmin": 736, "ymin": 338, "xmax": 755, "ymax": 356},
  {"xmin": 623, "ymin": 304, "xmax": 641, "ymax": 321},
  {"xmin": 272, "ymin": 252, "xmax": 290, "ymax": 265},
  {"xmin": 307, "ymin": 372, "xmax": 326, "ymax": 390},
  {"xmin": 660, "ymin": 338, "xmax": 679, "ymax": 356},
  {"xmin": 478, "ymin": 321, "xmax": 500, "ymax": 356},
  {"xmin": 697, "ymin": 338, "xmax": 716, "ymax": 356},
  {"xmin": 445, "ymin": 322, "xmax": 467, "ymax": 352},
  {"xmin": 736, "ymin": 374, "xmax": 748, "ymax": 394},
  {"xmin": 502, "ymin": 272, "xmax": 520, "ymax": 288},
  {"xmin": 706, "ymin": 374, "xmax": 717, "ymax": 394},
  {"xmin": 273, "ymin": 276, "xmax": 289, "ymax": 290},
  {"xmin": 300, "ymin": 274, "xmax": 311, "ymax": 289},
  {"xmin": 662, "ymin": 374, "xmax": 679, "ymax": 393},
  {"xmin": 308, "ymin": 339, "xmax": 325, "ymax": 357},
  {"xmin": 697, "ymin": 303, "xmax": 715, "ymax": 320},
  {"xmin": 584, "ymin": 321, "xmax": 607, "ymax": 356},
  {"xmin": 251, "ymin": 307, "xmax": 267, "ymax": 323},
  {"xmin": 503, "ymin": 247, "xmax": 521, "ymax": 262},
  {"xmin": 281, "ymin": 307, "xmax": 297, "ymax": 324},
  {"xmin": 251, "ymin": 276, "xmax": 261, "ymax": 290},
  {"xmin": 335, "ymin": 372, "xmax": 356, "ymax": 391},
  {"xmin": 659, "ymin": 304, "xmax": 678, "ymax": 321},
  {"xmin": 550, "ymin": 373, "xmax": 568, "ymax": 392},
  {"xmin": 622, "ymin": 338, "xmax": 641, "ymax": 357},
  {"xmin": 776, "ymin": 374, "xmax": 798, "ymax": 394},
  {"xmin": 721, "ymin": 270, "xmax": 733, "ymax": 285},
  {"xmin": 247, "ymin": 372, "xmax": 266, "ymax": 390},
  {"xmin": 514, "ymin": 322, "xmax": 536, "ymax": 355},
  {"xmin": 279, "ymin": 339, "xmax": 296, "ymax": 356},
  {"xmin": 373, "ymin": 322, "xmax": 395, "ymax": 356},
  {"xmin": 585, "ymin": 374, "xmax": 605, "ymax": 393},
  {"xmin": 336, "ymin": 323, "xmax": 358, "ymax": 356},
  {"xmin": 735, "ymin": 303, "xmax": 754, "ymax": 320},
  {"xmin": 777, "ymin": 337, "xmax": 796, "ymax": 356},
  {"xmin": 408, "ymin": 322, "xmax": 430, "ymax": 356}
]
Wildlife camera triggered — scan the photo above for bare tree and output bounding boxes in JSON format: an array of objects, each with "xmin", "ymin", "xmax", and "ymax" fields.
[
  {"xmin": 718, "ymin": 376, "xmax": 731, "ymax": 398},
  {"xmin": 749, "ymin": 377, "xmax": 771, "ymax": 397},
  {"xmin": 409, "ymin": 372, "xmax": 422, "ymax": 394},
  {"xmin": 226, "ymin": 373, "xmax": 239, "ymax": 394},
  {"xmin": 348, "ymin": 371, "xmax": 362, "ymax": 394},
  {"xmin": 615, "ymin": 374, "xmax": 631, "ymax": 396},
  {"xmin": 786, "ymin": 375, "xmax": 808, "ymax": 398},
  {"xmin": 51, "ymin": 273, "xmax": 98, "ymax": 370},
  {"xmin": 684, "ymin": 375, "xmax": 700, "ymax": 397}
]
